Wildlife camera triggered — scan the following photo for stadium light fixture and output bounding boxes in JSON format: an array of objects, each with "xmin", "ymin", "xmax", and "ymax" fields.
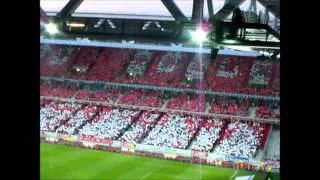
[
  {"xmin": 190, "ymin": 29, "xmax": 208, "ymax": 43},
  {"xmin": 45, "ymin": 22, "xmax": 59, "ymax": 35},
  {"xmin": 258, "ymin": 51, "xmax": 272, "ymax": 56},
  {"xmin": 67, "ymin": 22, "xmax": 85, "ymax": 28}
]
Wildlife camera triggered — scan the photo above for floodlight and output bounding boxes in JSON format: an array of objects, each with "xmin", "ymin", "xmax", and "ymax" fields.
[
  {"xmin": 45, "ymin": 23, "xmax": 59, "ymax": 35},
  {"xmin": 67, "ymin": 22, "xmax": 85, "ymax": 28},
  {"xmin": 190, "ymin": 29, "xmax": 208, "ymax": 43}
]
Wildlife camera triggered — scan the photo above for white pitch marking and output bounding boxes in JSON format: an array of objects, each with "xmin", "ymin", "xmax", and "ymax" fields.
[
  {"xmin": 228, "ymin": 170, "xmax": 239, "ymax": 180},
  {"xmin": 139, "ymin": 172, "xmax": 153, "ymax": 180}
]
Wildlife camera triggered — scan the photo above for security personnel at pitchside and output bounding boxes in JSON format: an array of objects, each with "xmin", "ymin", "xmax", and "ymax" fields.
[{"xmin": 264, "ymin": 166, "xmax": 272, "ymax": 180}]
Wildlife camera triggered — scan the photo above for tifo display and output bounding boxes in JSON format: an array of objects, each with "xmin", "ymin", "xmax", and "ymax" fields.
[{"xmin": 40, "ymin": 44, "xmax": 280, "ymax": 179}]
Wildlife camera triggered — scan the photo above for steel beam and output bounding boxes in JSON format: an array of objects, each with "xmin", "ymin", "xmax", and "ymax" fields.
[
  {"xmin": 191, "ymin": 0, "xmax": 204, "ymax": 22},
  {"xmin": 213, "ymin": 0, "xmax": 246, "ymax": 23},
  {"xmin": 40, "ymin": 7, "xmax": 46, "ymax": 17},
  {"xmin": 207, "ymin": 0, "xmax": 214, "ymax": 20},
  {"xmin": 160, "ymin": 0, "xmax": 188, "ymax": 22},
  {"xmin": 57, "ymin": 0, "xmax": 84, "ymax": 18}
]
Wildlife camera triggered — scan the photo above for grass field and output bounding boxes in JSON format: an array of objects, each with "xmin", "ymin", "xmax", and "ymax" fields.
[{"xmin": 41, "ymin": 143, "xmax": 277, "ymax": 180}]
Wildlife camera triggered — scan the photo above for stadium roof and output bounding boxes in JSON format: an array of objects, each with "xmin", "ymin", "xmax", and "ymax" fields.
[
  {"xmin": 40, "ymin": 0, "xmax": 279, "ymax": 52},
  {"xmin": 41, "ymin": 0, "xmax": 279, "ymax": 25}
]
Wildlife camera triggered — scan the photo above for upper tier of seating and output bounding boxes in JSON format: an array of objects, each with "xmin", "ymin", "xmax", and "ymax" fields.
[{"xmin": 41, "ymin": 45, "xmax": 280, "ymax": 96}]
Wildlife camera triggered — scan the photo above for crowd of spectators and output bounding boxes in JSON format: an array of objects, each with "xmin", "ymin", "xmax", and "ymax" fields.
[
  {"xmin": 41, "ymin": 45, "xmax": 280, "ymax": 97},
  {"xmin": 88, "ymin": 89, "xmax": 119, "ymax": 103},
  {"xmin": 40, "ymin": 102, "xmax": 82, "ymax": 132},
  {"xmin": 56, "ymin": 105, "xmax": 98, "ymax": 135},
  {"xmin": 40, "ymin": 81, "xmax": 281, "ymax": 121},
  {"xmin": 249, "ymin": 60, "xmax": 273, "ymax": 86},
  {"xmin": 135, "ymin": 91, "xmax": 164, "ymax": 108},
  {"xmin": 206, "ymin": 56, "xmax": 253, "ymax": 93},
  {"xmin": 143, "ymin": 52, "xmax": 190, "ymax": 87},
  {"xmin": 125, "ymin": 51, "xmax": 153, "ymax": 77},
  {"xmin": 210, "ymin": 96, "xmax": 250, "ymax": 116},
  {"xmin": 255, "ymin": 103, "xmax": 280, "ymax": 119},
  {"xmin": 69, "ymin": 47, "xmax": 100, "ymax": 79},
  {"xmin": 143, "ymin": 114, "xmax": 200, "ymax": 149},
  {"xmin": 88, "ymin": 49, "xmax": 131, "ymax": 81},
  {"xmin": 118, "ymin": 90, "xmax": 144, "ymax": 105},
  {"xmin": 185, "ymin": 54, "xmax": 210, "ymax": 80},
  {"xmin": 120, "ymin": 112, "xmax": 160, "ymax": 143},
  {"xmin": 191, "ymin": 119, "xmax": 224, "ymax": 152},
  {"xmin": 166, "ymin": 94, "xmax": 206, "ymax": 112},
  {"xmin": 40, "ymin": 100, "xmax": 277, "ymax": 161},
  {"xmin": 213, "ymin": 121, "xmax": 265, "ymax": 158},
  {"xmin": 79, "ymin": 107, "xmax": 140, "ymax": 140},
  {"xmin": 40, "ymin": 45, "xmax": 78, "ymax": 77},
  {"xmin": 40, "ymin": 83, "xmax": 75, "ymax": 98}
]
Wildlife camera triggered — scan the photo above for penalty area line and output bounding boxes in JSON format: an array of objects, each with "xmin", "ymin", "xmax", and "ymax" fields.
[{"xmin": 228, "ymin": 169, "xmax": 239, "ymax": 180}]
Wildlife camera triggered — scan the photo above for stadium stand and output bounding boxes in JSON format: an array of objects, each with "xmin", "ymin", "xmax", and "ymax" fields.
[
  {"xmin": 40, "ymin": 1, "xmax": 280, "ymax": 177},
  {"xmin": 40, "ymin": 45, "xmax": 280, "ymax": 96},
  {"xmin": 88, "ymin": 48, "xmax": 131, "ymax": 81},
  {"xmin": 255, "ymin": 101, "xmax": 280, "ymax": 118},
  {"xmin": 213, "ymin": 121, "xmax": 266, "ymax": 158},
  {"xmin": 143, "ymin": 114, "xmax": 201, "ymax": 149},
  {"xmin": 120, "ymin": 111, "xmax": 161, "ymax": 143},
  {"xmin": 79, "ymin": 107, "xmax": 140, "ymax": 140},
  {"xmin": 40, "ymin": 102, "xmax": 82, "ymax": 132},
  {"xmin": 191, "ymin": 118, "xmax": 224, "ymax": 152},
  {"xmin": 264, "ymin": 127, "xmax": 280, "ymax": 161},
  {"xmin": 40, "ymin": 101, "xmax": 275, "ymax": 161},
  {"xmin": 56, "ymin": 105, "xmax": 98, "ymax": 135},
  {"xmin": 209, "ymin": 96, "xmax": 250, "ymax": 116}
]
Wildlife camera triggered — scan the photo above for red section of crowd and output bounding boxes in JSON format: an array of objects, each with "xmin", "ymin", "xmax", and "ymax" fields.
[{"xmin": 41, "ymin": 45, "xmax": 280, "ymax": 96}]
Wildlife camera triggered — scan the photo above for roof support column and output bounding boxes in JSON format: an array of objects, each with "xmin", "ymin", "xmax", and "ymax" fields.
[{"xmin": 191, "ymin": 0, "xmax": 204, "ymax": 22}]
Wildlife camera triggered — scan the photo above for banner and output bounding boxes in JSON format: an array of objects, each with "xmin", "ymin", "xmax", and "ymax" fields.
[
  {"xmin": 227, "ymin": 156, "xmax": 249, "ymax": 163},
  {"xmin": 192, "ymin": 150, "xmax": 208, "ymax": 160},
  {"xmin": 57, "ymin": 133, "xmax": 69, "ymax": 139},
  {"xmin": 45, "ymin": 137, "xmax": 58, "ymax": 142},
  {"xmin": 82, "ymin": 142, "xmax": 95, "ymax": 148},
  {"xmin": 44, "ymin": 132, "xmax": 57, "ymax": 138},
  {"xmin": 163, "ymin": 153, "xmax": 177, "ymax": 159},
  {"xmin": 263, "ymin": 160, "xmax": 280, "ymax": 169},
  {"xmin": 207, "ymin": 153, "xmax": 225, "ymax": 165},
  {"xmin": 121, "ymin": 141, "xmax": 136, "ymax": 153},
  {"xmin": 78, "ymin": 136, "xmax": 113, "ymax": 145}
]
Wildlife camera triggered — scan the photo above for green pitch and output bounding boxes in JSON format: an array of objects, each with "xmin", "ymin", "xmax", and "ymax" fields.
[{"xmin": 41, "ymin": 143, "xmax": 276, "ymax": 180}]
